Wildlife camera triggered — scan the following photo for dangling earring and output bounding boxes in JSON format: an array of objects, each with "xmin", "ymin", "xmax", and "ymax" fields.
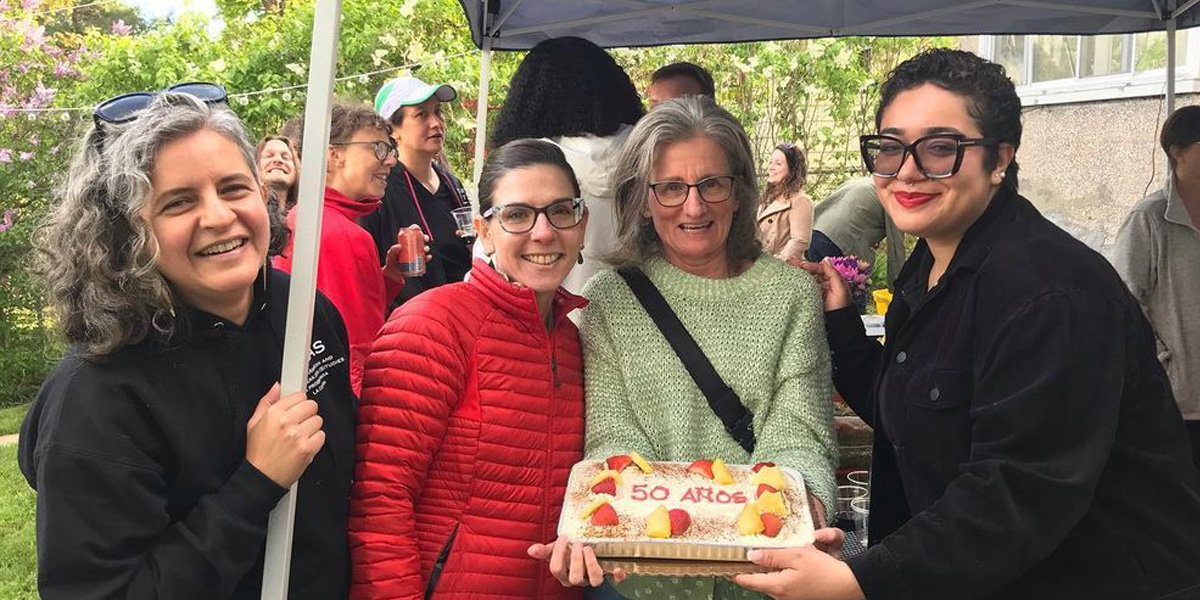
[
  {"xmin": 261, "ymin": 258, "xmax": 269, "ymax": 291},
  {"xmin": 578, "ymin": 245, "xmax": 585, "ymax": 265}
]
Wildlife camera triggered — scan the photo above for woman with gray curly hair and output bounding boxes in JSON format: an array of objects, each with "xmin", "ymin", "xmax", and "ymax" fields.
[
  {"xmin": 19, "ymin": 89, "xmax": 356, "ymax": 600},
  {"xmin": 531, "ymin": 96, "xmax": 838, "ymax": 600}
]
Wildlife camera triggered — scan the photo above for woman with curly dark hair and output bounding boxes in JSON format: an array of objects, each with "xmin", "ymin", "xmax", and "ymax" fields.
[
  {"xmin": 757, "ymin": 142, "xmax": 813, "ymax": 262},
  {"xmin": 734, "ymin": 47, "xmax": 1200, "ymax": 600},
  {"xmin": 488, "ymin": 36, "xmax": 644, "ymax": 293}
]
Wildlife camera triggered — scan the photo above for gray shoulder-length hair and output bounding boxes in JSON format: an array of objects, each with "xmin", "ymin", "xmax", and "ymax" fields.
[
  {"xmin": 34, "ymin": 92, "xmax": 280, "ymax": 357},
  {"xmin": 605, "ymin": 96, "xmax": 762, "ymax": 269}
]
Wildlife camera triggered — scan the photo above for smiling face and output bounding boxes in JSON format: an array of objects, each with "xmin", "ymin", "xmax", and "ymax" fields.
[
  {"xmin": 875, "ymin": 83, "xmax": 1012, "ymax": 251},
  {"xmin": 646, "ymin": 135, "xmax": 738, "ymax": 277},
  {"xmin": 143, "ymin": 128, "xmax": 269, "ymax": 322},
  {"xmin": 257, "ymin": 139, "xmax": 295, "ymax": 189},
  {"xmin": 327, "ymin": 127, "xmax": 396, "ymax": 200},
  {"xmin": 766, "ymin": 149, "xmax": 789, "ymax": 185},
  {"xmin": 392, "ymin": 97, "xmax": 445, "ymax": 157},
  {"xmin": 478, "ymin": 164, "xmax": 587, "ymax": 304}
]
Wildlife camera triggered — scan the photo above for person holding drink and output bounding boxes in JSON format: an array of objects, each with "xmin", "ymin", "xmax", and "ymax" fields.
[
  {"xmin": 274, "ymin": 104, "xmax": 422, "ymax": 395},
  {"xmin": 361, "ymin": 76, "xmax": 474, "ymax": 308},
  {"xmin": 348, "ymin": 139, "xmax": 589, "ymax": 599},
  {"xmin": 734, "ymin": 48, "xmax": 1200, "ymax": 600}
]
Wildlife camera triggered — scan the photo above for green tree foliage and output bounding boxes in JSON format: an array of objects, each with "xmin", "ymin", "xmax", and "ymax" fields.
[{"xmin": 2, "ymin": 0, "xmax": 942, "ymax": 406}]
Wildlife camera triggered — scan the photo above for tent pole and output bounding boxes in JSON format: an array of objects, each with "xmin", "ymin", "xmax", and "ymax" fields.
[
  {"xmin": 260, "ymin": 1, "xmax": 343, "ymax": 598},
  {"xmin": 471, "ymin": 34, "xmax": 494, "ymax": 197},
  {"xmin": 1168, "ymin": 2, "xmax": 1178, "ymax": 116}
]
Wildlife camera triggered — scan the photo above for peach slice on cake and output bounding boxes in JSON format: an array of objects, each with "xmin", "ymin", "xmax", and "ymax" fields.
[
  {"xmin": 751, "ymin": 465, "xmax": 787, "ymax": 491},
  {"xmin": 711, "ymin": 458, "xmax": 735, "ymax": 485},
  {"xmin": 579, "ymin": 497, "xmax": 610, "ymax": 521},
  {"xmin": 756, "ymin": 490, "xmax": 789, "ymax": 517},
  {"xmin": 737, "ymin": 503, "xmax": 765, "ymax": 536},
  {"xmin": 646, "ymin": 506, "xmax": 672, "ymax": 538},
  {"xmin": 629, "ymin": 451, "xmax": 653, "ymax": 474},
  {"xmin": 589, "ymin": 469, "xmax": 624, "ymax": 488}
]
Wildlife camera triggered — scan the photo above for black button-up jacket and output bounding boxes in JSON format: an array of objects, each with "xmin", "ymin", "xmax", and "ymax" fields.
[{"xmin": 828, "ymin": 187, "xmax": 1200, "ymax": 600}]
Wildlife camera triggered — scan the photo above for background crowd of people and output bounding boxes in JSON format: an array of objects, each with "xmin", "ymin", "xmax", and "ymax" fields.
[{"xmin": 14, "ymin": 33, "xmax": 1200, "ymax": 600}]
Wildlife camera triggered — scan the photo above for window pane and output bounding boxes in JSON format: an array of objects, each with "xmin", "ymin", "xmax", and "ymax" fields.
[
  {"xmin": 995, "ymin": 35, "xmax": 1026, "ymax": 85},
  {"xmin": 1032, "ymin": 35, "xmax": 1079, "ymax": 82},
  {"xmin": 1080, "ymin": 35, "xmax": 1127, "ymax": 77},
  {"xmin": 1135, "ymin": 30, "xmax": 1188, "ymax": 72}
]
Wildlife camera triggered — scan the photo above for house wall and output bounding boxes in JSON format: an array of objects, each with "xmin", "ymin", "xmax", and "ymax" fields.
[{"xmin": 1018, "ymin": 93, "xmax": 1199, "ymax": 256}]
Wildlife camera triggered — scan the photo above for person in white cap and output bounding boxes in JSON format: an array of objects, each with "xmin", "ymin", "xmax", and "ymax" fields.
[{"xmin": 361, "ymin": 76, "xmax": 473, "ymax": 309}]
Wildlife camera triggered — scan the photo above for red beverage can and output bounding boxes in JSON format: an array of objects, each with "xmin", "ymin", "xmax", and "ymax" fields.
[{"xmin": 397, "ymin": 227, "xmax": 426, "ymax": 277}]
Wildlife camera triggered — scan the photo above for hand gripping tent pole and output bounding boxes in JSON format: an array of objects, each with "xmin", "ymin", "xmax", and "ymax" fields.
[{"xmin": 260, "ymin": 0, "xmax": 343, "ymax": 598}]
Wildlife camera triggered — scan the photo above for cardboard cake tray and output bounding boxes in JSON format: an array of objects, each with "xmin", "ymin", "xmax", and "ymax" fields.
[
  {"xmin": 597, "ymin": 557, "xmax": 773, "ymax": 577},
  {"xmin": 557, "ymin": 461, "xmax": 815, "ymax": 567}
]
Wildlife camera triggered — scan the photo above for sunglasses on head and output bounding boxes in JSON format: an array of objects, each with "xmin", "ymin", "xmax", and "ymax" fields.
[{"xmin": 92, "ymin": 82, "xmax": 228, "ymax": 147}]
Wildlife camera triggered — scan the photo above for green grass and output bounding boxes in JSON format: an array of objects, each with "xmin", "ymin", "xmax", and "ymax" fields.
[
  {"xmin": 0, "ymin": 445, "xmax": 38, "ymax": 600},
  {"xmin": 0, "ymin": 404, "xmax": 30, "ymax": 437}
]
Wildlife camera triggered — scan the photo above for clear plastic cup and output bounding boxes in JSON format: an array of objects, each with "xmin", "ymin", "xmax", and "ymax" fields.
[{"xmin": 451, "ymin": 207, "xmax": 475, "ymax": 238}]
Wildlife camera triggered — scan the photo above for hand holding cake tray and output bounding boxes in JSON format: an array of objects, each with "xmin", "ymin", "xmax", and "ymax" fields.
[{"xmin": 546, "ymin": 453, "xmax": 818, "ymax": 577}]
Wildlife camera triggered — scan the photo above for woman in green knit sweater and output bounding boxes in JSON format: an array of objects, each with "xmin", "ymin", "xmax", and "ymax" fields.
[{"xmin": 532, "ymin": 96, "xmax": 837, "ymax": 600}]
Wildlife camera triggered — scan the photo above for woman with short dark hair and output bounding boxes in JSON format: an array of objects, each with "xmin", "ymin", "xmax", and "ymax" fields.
[
  {"xmin": 735, "ymin": 47, "xmax": 1200, "ymax": 600},
  {"xmin": 20, "ymin": 90, "xmax": 355, "ymax": 600},
  {"xmin": 1113, "ymin": 104, "xmax": 1200, "ymax": 471},
  {"xmin": 349, "ymin": 139, "xmax": 590, "ymax": 600}
]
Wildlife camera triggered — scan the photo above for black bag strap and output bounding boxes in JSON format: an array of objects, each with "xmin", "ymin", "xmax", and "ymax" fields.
[{"xmin": 618, "ymin": 268, "xmax": 756, "ymax": 453}]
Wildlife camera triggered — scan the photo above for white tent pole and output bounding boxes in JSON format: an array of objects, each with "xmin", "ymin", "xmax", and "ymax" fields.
[
  {"xmin": 471, "ymin": 34, "xmax": 494, "ymax": 197},
  {"xmin": 1168, "ymin": 1, "xmax": 1178, "ymax": 116},
  {"xmin": 260, "ymin": 0, "xmax": 343, "ymax": 598}
]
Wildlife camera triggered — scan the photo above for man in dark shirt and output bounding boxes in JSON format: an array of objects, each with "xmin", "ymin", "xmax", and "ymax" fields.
[{"xmin": 362, "ymin": 76, "xmax": 473, "ymax": 309}]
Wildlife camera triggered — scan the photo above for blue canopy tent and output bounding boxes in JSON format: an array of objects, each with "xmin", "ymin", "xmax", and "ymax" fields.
[{"xmin": 263, "ymin": 1, "xmax": 1200, "ymax": 598}]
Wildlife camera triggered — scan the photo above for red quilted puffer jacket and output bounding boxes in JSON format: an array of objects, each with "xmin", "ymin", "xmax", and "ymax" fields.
[{"xmin": 349, "ymin": 259, "xmax": 586, "ymax": 600}]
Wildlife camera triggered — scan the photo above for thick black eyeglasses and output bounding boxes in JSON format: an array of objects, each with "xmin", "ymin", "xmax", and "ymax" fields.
[
  {"xmin": 330, "ymin": 140, "xmax": 398, "ymax": 162},
  {"xmin": 860, "ymin": 134, "xmax": 996, "ymax": 179},
  {"xmin": 92, "ymin": 82, "xmax": 228, "ymax": 149},
  {"xmin": 648, "ymin": 175, "xmax": 736, "ymax": 207},
  {"xmin": 482, "ymin": 197, "xmax": 585, "ymax": 234}
]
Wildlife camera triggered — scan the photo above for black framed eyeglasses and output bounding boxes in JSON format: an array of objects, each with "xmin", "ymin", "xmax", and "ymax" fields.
[
  {"xmin": 330, "ymin": 140, "xmax": 398, "ymax": 162},
  {"xmin": 860, "ymin": 134, "xmax": 996, "ymax": 179},
  {"xmin": 648, "ymin": 175, "xmax": 736, "ymax": 207},
  {"xmin": 482, "ymin": 197, "xmax": 585, "ymax": 234}
]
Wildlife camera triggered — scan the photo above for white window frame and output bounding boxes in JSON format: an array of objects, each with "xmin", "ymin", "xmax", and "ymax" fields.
[{"xmin": 978, "ymin": 30, "xmax": 1200, "ymax": 106}]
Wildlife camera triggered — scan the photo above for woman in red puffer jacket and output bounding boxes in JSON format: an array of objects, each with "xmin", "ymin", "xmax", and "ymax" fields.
[{"xmin": 349, "ymin": 139, "xmax": 590, "ymax": 600}]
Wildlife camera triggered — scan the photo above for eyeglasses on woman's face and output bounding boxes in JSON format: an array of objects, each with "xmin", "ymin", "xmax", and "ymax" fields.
[
  {"xmin": 330, "ymin": 140, "xmax": 398, "ymax": 163},
  {"xmin": 648, "ymin": 175, "xmax": 736, "ymax": 207},
  {"xmin": 860, "ymin": 133, "xmax": 996, "ymax": 179},
  {"xmin": 482, "ymin": 197, "xmax": 585, "ymax": 234}
]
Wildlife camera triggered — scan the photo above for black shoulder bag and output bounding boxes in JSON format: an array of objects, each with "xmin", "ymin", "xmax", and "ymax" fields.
[{"xmin": 617, "ymin": 268, "xmax": 756, "ymax": 453}]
